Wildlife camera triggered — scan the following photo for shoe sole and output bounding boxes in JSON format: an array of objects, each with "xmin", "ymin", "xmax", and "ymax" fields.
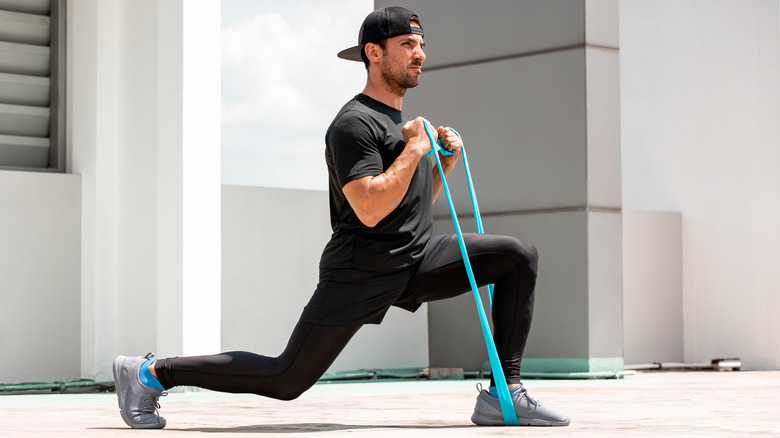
[{"xmin": 471, "ymin": 412, "xmax": 570, "ymax": 426}]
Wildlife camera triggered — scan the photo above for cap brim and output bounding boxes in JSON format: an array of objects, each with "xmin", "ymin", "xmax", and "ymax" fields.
[{"xmin": 337, "ymin": 45, "xmax": 364, "ymax": 61}]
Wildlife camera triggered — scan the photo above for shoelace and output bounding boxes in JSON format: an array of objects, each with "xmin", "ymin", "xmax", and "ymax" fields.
[
  {"xmin": 140, "ymin": 352, "xmax": 167, "ymax": 417},
  {"xmin": 514, "ymin": 383, "xmax": 540, "ymax": 408},
  {"xmin": 476, "ymin": 382, "xmax": 541, "ymax": 409},
  {"xmin": 140, "ymin": 390, "xmax": 167, "ymax": 414}
]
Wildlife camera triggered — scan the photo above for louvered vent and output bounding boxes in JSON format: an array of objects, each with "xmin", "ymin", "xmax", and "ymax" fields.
[{"xmin": 0, "ymin": 0, "xmax": 64, "ymax": 171}]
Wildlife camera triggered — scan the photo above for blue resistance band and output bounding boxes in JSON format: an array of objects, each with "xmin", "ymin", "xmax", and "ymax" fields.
[
  {"xmin": 423, "ymin": 124, "xmax": 495, "ymax": 304},
  {"xmin": 417, "ymin": 117, "xmax": 519, "ymax": 426}
]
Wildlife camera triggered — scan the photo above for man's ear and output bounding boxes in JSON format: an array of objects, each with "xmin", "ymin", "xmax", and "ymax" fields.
[{"xmin": 364, "ymin": 42, "xmax": 381, "ymax": 64}]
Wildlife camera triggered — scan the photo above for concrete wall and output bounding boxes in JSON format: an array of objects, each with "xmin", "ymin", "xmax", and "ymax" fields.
[
  {"xmin": 0, "ymin": 170, "xmax": 81, "ymax": 383},
  {"xmin": 621, "ymin": 0, "xmax": 780, "ymax": 369},
  {"xmin": 388, "ymin": 0, "xmax": 623, "ymax": 373},
  {"xmin": 622, "ymin": 210, "xmax": 683, "ymax": 365},
  {"xmin": 221, "ymin": 185, "xmax": 429, "ymax": 373}
]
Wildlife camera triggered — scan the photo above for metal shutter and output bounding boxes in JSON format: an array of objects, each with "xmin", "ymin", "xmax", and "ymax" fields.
[{"xmin": 0, "ymin": 0, "xmax": 64, "ymax": 171}]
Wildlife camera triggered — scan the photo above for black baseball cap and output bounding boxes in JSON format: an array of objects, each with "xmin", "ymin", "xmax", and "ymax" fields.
[{"xmin": 337, "ymin": 6, "xmax": 423, "ymax": 61}]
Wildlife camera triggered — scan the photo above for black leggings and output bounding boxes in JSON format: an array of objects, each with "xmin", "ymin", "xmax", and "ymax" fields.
[{"xmin": 155, "ymin": 233, "xmax": 538, "ymax": 400}]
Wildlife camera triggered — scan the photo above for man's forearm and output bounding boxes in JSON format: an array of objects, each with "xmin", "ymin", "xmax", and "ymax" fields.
[
  {"xmin": 431, "ymin": 161, "xmax": 455, "ymax": 204},
  {"xmin": 343, "ymin": 146, "xmax": 426, "ymax": 227}
]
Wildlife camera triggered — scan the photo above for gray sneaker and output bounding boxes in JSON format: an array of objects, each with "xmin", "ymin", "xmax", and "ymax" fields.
[
  {"xmin": 471, "ymin": 383, "xmax": 570, "ymax": 426},
  {"xmin": 113, "ymin": 353, "xmax": 167, "ymax": 429}
]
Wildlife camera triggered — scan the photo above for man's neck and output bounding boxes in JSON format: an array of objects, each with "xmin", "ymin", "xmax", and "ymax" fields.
[{"xmin": 361, "ymin": 76, "xmax": 404, "ymax": 111}]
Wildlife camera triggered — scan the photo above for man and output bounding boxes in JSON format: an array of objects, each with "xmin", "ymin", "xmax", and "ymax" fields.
[{"xmin": 112, "ymin": 6, "xmax": 569, "ymax": 429}]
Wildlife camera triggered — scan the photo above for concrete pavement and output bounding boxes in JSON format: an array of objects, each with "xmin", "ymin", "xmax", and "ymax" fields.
[{"xmin": 2, "ymin": 370, "xmax": 779, "ymax": 437}]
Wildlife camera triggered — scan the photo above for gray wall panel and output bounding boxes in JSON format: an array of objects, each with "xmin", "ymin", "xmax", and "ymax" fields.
[
  {"xmin": 586, "ymin": 0, "xmax": 619, "ymax": 48},
  {"xmin": 407, "ymin": 49, "xmax": 588, "ymax": 216},
  {"xmin": 586, "ymin": 210, "xmax": 623, "ymax": 358},
  {"xmin": 377, "ymin": 0, "xmax": 585, "ymax": 69},
  {"xmin": 586, "ymin": 47, "xmax": 621, "ymax": 208},
  {"xmin": 221, "ymin": 185, "xmax": 431, "ymax": 373},
  {"xmin": 622, "ymin": 210, "xmax": 683, "ymax": 364},
  {"xmin": 0, "ymin": 171, "xmax": 81, "ymax": 383},
  {"xmin": 431, "ymin": 209, "xmax": 590, "ymax": 367}
]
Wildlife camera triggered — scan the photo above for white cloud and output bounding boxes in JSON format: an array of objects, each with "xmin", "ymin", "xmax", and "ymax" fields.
[{"xmin": 221, "ymin": 0, "xmax": 373, "ymax": 190}]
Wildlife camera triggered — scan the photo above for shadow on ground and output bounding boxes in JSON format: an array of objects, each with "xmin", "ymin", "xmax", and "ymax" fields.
[{"xmin": 175, "ymin": 423, "xmax": 476, "ymax": 433}]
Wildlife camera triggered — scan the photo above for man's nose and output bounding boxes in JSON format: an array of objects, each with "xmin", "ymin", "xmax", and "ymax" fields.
[{"xmin": 414, "ymin": 45, "xmax": 426, "ymax": 62}]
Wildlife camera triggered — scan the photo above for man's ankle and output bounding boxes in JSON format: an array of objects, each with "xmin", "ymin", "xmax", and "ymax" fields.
[
  {"xmin": 488, "ymin": 385, "xmax": 521, "ymax": 398},
  {"xmin": 139, "ymin": 359, "xmax": 165, "ymax": 391}
]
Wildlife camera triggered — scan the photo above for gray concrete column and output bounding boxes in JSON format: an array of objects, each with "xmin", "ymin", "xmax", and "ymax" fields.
[{"xmin": 383, "ymin": 0, "xmax": 623, "ymax": 374}]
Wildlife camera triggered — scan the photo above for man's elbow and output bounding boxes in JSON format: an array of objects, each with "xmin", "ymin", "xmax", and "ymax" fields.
[{"xmin": 356, "ymin": 210, "xmax": 381, "ymax": 228}]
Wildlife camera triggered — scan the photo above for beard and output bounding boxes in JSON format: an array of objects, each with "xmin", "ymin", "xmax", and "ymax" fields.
[{"xmin": 381, "ymin": 59, "xmax": 421, "ymax": 97}]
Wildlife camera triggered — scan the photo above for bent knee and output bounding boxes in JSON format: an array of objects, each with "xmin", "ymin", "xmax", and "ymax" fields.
[
  {"xmin": 501, "ymin": 236, "xmax": 539, "ymax": 273},
  {"xmin": 261, "ymin": 380, "xmax": 315, "ymax": 401},
  {"xmin": 274, "ymin": 388, "xmax": 304, "ymax": 401}
]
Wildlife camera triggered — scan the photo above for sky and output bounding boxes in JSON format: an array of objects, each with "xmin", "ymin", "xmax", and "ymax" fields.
[{"xmin": 221, "ymin": 0, "xmax": 373, "ymax": 191}]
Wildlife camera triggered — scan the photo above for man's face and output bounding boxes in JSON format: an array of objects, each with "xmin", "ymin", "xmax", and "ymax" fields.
[{"xmin": 379, "ymin": 25, "xmax": 426, "ymax": 95}]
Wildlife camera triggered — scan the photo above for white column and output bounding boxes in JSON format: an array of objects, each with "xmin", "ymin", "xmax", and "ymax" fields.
[
  {"xmin": 181, "ymin": 0, "xmax": 222, "ymax": 355},
  {"xmin": 71, "ymin": 0, "xmax": 122, "ymax": 382},
  {"xmin": 73, "ymin": 0, "xmax": 221, "ymax": 380},
  {"xmin": 157, "ymin": 0, "xmax": 222, "ymax": 357}
]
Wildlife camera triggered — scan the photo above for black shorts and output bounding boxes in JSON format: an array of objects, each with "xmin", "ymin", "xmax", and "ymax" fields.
[
  {"xmin": 301, "ymin": 234, "xmax": 451, "ymax": 325},
  {"xmin": 301, "ymin": 232, "xmax": 533, "ymax": 327}
]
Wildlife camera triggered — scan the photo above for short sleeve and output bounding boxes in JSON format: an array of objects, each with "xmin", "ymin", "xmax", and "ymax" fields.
[{"xmin": 327, "ymin": 111, "xmax": 384, "ymax": 188}]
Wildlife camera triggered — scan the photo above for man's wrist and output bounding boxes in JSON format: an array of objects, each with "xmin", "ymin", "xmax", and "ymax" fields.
[
  {"xmin": 434, "ymin": 160, "xmax": 454, "ymax": 175},
  {"xmin": 406, "ymin": 137, "xmax": 429, "ymax": 159}
]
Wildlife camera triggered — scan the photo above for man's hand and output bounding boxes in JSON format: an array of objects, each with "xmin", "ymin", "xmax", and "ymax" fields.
[
  {"xmin": 436, "ymin": 126, "xmax": 463, "ymax": 170},
  {"xmin": 402, "ymin": 118, "xmax": 434, "ymax": 157},
  {"xmin": 430, "ymin": 126, "xmax": 463, "ymax": 204}
]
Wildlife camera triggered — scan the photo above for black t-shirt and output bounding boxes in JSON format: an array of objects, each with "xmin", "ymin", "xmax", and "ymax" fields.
[{"xmin": 319, "ymin": 94, "xmax": 433, "ymax": 273}]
